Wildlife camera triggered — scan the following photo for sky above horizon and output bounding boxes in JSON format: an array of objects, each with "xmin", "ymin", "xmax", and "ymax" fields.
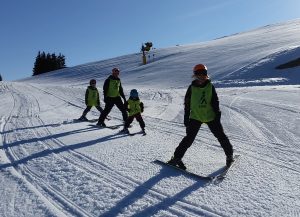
[{"xmin": 1, "ymin": 0, "xmax": 299, "ymax": 81}]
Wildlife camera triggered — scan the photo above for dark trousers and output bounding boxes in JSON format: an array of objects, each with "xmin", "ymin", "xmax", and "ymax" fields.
[
  {"xmin": 82, "ymin": 105, "xmax": 103, "ymax": 117},
  {"xmin": 98, "ymin": 97, "xmax": 128, "ymax": 123},
  {"xmin": 174, "ymin": 118, "xmax": 233, "ymax": 160},
  {"xmin": 124, "ymin": 113, "xmax": 145, "ymax": 129}
]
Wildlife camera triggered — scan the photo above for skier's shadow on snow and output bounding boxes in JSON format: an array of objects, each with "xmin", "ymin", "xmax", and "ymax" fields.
[
  {"xmin": 3, "ymin": 126, "xmax": 99, "ymax": 149},
  {"xmin": 1, "ymin": 123, "xmax": 62, "ymax": 134},
  {"xmin": 0, "ymin": 128, "xmax": 128, "ymax": 170},
  {"xmin": 100, "ymin": 166, "xmax": 211, "ymax": 217}
]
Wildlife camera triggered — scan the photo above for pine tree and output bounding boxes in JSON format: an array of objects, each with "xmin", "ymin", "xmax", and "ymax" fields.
[
  {"xmin": 0, "ymin": 74, "xmax": 2, "ymax": 81},
  {"xmin": 58, "ymin": 53, "xmax": 66, "ymax": 68},
  {"xmin": 33, "ymin": 51, "xmax": 41, "ymax": 76},
  {"xmin": 32, "ymin": 51, "xmax": 67, "ymax": 76}
]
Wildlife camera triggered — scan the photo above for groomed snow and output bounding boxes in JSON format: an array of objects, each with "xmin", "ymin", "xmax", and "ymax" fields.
[{"xmin": 0, "ymin": 19, "xmax": 300, "ymax": 217}]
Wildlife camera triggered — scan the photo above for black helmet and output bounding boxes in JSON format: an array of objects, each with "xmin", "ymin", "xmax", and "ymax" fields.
[{"xmin": 90, "ymin": 79, "xmax": 96, "ymax": 85}]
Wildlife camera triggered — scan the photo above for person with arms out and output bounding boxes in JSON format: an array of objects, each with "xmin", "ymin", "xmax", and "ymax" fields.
[
  {"xmin": 79, "ymin": 79, "xmax": 103, "ymax": 121},
  {"xmin": 121, "ymin": 89, "xmax": 146, "ymax": 134},
  {"xmin": 97, "ymin": 68, "xmax": 128, "ymax": 127},
  {"xmin": 168, "ymin": 64, "xmax": 234, "ymax": 170}
]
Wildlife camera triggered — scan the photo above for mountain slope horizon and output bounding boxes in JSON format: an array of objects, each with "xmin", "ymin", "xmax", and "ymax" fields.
[{"xmin": 20, "ymin": 18, "xmax": 300, "ymax": 89}]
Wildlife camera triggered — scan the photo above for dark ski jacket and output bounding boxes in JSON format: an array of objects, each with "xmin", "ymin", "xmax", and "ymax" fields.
[
  {"xmin": 184, "ymin": 79, "xmax": 220, "ymax": 123},
  {"xmin": 103, "ymin": 75, "xmax": 126, "ymax": 101}
]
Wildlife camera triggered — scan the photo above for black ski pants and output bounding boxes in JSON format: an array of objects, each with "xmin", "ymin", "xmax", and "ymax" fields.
[
  {"xmin": 124, "ymin": 113, "xmax": 145, "ymax": 129},
  {"xmin": 98, "ymin": 97, "xmax": 128, "ymax": 123},
  {"xmin": 82, "ymin": 105, "xmax": 103, "ymax": 117},
  {"xmin": 174, "ymin": 118, "xmax": 233, "ymax": 160}
]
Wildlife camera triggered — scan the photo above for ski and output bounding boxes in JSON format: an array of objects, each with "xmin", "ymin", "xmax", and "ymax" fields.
[
  {"xmin": 88, "ymin": 119, "xmax": 99, "ymax": 122},
  {"xmin": 74, "ymin": 116, "xmax": 110, "ymax": 123},
  {"xmin": 129, "ymin": 131, "xmax": 146, "ymax": 136},
  {"xmin": 153, "ymin": 160, "xmax": 213, "ymax": 180},
  {"xmin": 213, "ymin": 155, "xmax": 240, "ymax": 180},
  {"xmin": 74, "ymin": 118, "xmax": 98, "ymax": 123},
  {"xmin": 89, "ymin": 124, "xmax": 120, "ymax": 130},
  {"xmin": 102, "ymin": 125, "xmax": 120, "ymax": 129},
  {"xmin": 154, "ymin": 155, "xmax": 240, "ymax": 181}
]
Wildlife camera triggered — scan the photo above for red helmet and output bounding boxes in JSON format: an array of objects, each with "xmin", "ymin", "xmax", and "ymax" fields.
[
  {"xmin": 193, "ymin": 64, "xmax": 207, "ymax": 76},
  {"xmin": 193, "ymin": 64, "xmax": 207, "ymax": 72}
]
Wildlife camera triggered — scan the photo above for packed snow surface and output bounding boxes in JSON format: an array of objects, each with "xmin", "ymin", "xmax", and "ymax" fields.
[{"xmin": 0, "ymin": 19, "xmax": 300, "ymax": 216}]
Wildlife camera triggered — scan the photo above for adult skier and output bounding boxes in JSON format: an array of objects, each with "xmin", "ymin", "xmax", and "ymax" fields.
[
  {"xmin": 168, "ymin": 64, "xmax": 234, "ymax": 170},
  {"xmin": 97, "ymin": 68, "xmax": 128, "ymax": 127},
  {"xmin": 79, "ymin": 79, "xmax": 103, "ymax": 121},
  {"xmin": 121, "ymin": 89, "xmax": 146, "ymax": 134}
]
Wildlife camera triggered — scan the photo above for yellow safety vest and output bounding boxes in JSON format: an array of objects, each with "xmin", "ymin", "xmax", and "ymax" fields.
[
  {"xmin": 127, "ymin": 99, "xmax": 142, "ymax": 116},
  {"xmin": 107, "ymin": 79, "xmax": 120, "ymax": 97},
  {"xmin": 190, "ymin": 83, "xmax": 216, "ymax": 123},
  {"xmin": 87, "ymin": 87, "xmax": 99, "ymax": 106}
]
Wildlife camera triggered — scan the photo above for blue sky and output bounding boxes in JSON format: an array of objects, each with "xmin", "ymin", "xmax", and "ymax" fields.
[{"xmin": 1, "ymin": 0, "xmax": 299, "ymax": 81}]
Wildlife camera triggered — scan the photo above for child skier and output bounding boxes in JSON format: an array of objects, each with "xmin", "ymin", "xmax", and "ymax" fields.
[
  {"xmin": 121, "ymin": 89, "xmax": 146, "ymax": 135},
  {"xmin": 79, "ymin": 79, "xmax": 103, "ymax": 121},
  {"xmin": 167, "ymin": 64, "xmax": 234, "ymax": 170}
]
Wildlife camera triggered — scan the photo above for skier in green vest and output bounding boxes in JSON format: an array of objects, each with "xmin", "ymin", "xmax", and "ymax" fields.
[
  {"xmin": 121, "ymin": 89, "xmax": 146, "ymax": 134},
  {"xmin": 168, "ymin": 64, "xmax": 234, "ymax": 170},
  {"xmin": 97, "ymin": 68, "xmax": 128, "ymax": 127},
  {"xmin": 79, "ymin": 79, "xmax": 103, "ymax": 121}
]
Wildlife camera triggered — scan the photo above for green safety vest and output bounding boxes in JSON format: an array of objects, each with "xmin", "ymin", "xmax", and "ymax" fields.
[
  {"xmin": 107, "ymin": 79, "xmax": 120, "ymax": 97},
  {"xmin": 127, "ymin": 99, "xmax": 142, "ymax": 116},
  {"xmin": 87, "ymin": 88, "xmax": 99, "ymax": 106},
  {"xmin": 190, "ymin": 83, "xmax": 216, "ymax": 123}
]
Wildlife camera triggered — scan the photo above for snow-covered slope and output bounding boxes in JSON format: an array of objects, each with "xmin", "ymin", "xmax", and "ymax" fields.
[
  {"xmin": 1, "ymin": 19, "xmax": 300, "ymax": 217},
  {"xmin": 20, "ymin": 19, "xmax": 300, "ymax": 88}
]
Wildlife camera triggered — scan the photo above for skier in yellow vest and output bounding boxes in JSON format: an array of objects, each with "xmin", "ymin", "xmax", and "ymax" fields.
[
  {"xmin": 121, "ymin": 89, "xmax": 146, "ymax": 134},
  {"xmin": 168, "ymin": 64, "xmax": 234, "ymax": 170},
  {"xmin": 97, "ymin": 68, "xmax": 128, "ymax": 127},
  {"xmin": 79, "ymin": 79, "xmax": 103, "ymax": 121}
]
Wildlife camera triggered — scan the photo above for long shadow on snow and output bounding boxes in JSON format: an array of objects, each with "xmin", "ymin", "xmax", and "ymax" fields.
[
  {"xmin": 0, "ymin": 129, "xmax": 128, "ymax": 170},
  {"xmin": 3, "ymin": 127, "xmax": 98, "ymax": 149},
  {"xmin": 1, "ymin": 123, "xmax": 62, "ymax": 134},
  {"xmin": 100, "ymin": 166, "xmax": 211, "ymax": 217}
]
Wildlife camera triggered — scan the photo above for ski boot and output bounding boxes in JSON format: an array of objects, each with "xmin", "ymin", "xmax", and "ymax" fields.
[
  {"xmin": 142, "ymin": 128, "xmax": 146, "ymax": 135},
  {"xmin": 167, "ymin": 157, "xmax": 187, "ymax": 170},
  {"xmin": 120, "ymin": 128, "xmax": 129, "ymax": 134},
  {"xmin": 226, "ymin": 156, "xmax": 234, "ymax": 167},
  {"xmin": 78, "ymin": 116, "xmax": 88, "ymax": 121}
]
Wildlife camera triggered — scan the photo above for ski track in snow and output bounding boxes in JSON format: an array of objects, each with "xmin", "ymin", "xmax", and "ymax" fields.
[
  {"xmin": 1, "ymin": 83, "xmax": 224, "ymax": 216},
  {"xmin": 2, "ymin": 19, "xmax": 300, "ymax": 216},
  {"xmin": 223, "ymin": 90, "xmax": 300, "ymax": 172},
  {"xmin": 1, "ymin": 82, "xmax": 299, "ymax": 216}
]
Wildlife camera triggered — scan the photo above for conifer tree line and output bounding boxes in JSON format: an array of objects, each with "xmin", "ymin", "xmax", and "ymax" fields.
[{"xmin": 33, "ymin": 51, "xmax": 66, "ymax": 76}]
